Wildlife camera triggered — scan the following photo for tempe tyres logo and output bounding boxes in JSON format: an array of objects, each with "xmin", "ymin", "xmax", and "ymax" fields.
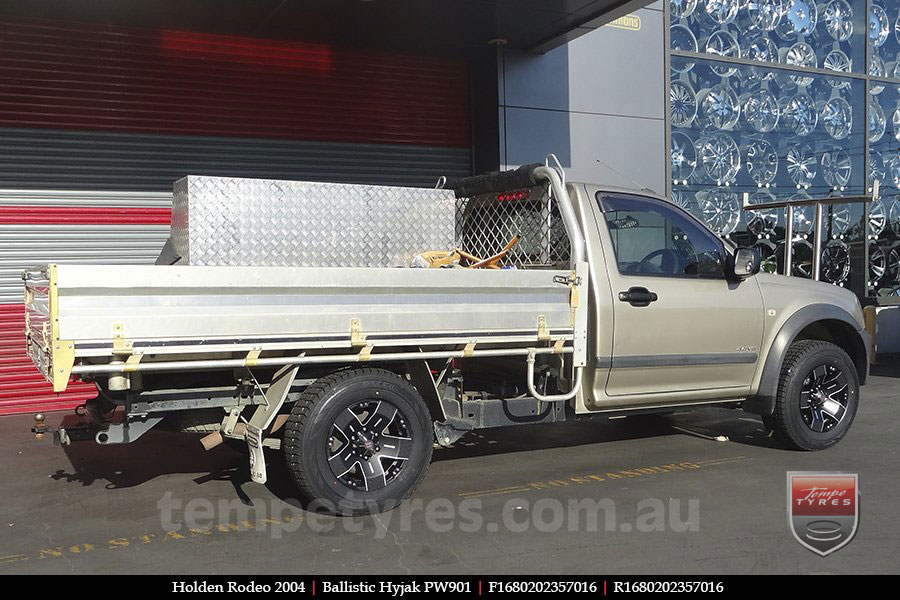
[{"xmin": 787, "ymin": 472, "xmax": 859, "ymax": 556}]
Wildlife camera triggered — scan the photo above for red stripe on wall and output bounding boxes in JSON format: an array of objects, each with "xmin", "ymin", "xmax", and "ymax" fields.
[
  {"xmin": 0, "ymin": 19, "xmax": 471, "ymax": 148},
  {"xmin": 0, "ymin": 304, "xmax": 95, "ymax": 416},
  {"xmin": 0, "ymin": 205, "xmax": 172, "ymax": 225}
]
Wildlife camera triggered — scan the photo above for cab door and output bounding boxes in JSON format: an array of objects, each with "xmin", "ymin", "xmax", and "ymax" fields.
[{"xmin": 593, "ymin": 193, "xmax": 764, "ymax": 403}]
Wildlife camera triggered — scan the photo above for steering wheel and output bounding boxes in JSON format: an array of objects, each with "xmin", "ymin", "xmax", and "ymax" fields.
[{"xmin": 638, "ymin": 248, "xmax": 684, "ymax": 274}]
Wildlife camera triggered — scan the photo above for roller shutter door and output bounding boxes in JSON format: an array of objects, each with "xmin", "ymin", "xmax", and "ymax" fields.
[
  {"xmin": 0, "ymin": 18, "xmax": 472, "ymax": 414},
  {"xmin": 0, "ymin": 191, "xmax": 171, "ymax": 415}
]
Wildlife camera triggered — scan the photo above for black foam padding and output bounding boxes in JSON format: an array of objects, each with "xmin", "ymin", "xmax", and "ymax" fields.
[{"xmin": 449, "ymin": 163, "xmax": 543, "ymax": 198}]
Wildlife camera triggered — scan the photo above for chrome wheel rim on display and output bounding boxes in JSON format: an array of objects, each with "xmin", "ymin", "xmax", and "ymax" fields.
[
  {"xmin": 783, "ymin": 238, "xmax": 814, "ymax": 277},
  {"xmin": 821, "ymin": 97, "xmax": 852, "ymax": 140},
  {"xmin": 745, "ymin": 0, "xmax": 784, "ymax": 31},
  {"xmin": 896, "ymin": 13, "xmax": 900, "ymax": 45},
  {"xmin": 870, "ymin": 244, "xmax": 887, "ymax": 285},
  {"xmin": 889, "ymin": 198, "xmax": 900, "ymax": 236},
  {"xmin": 821, "ymin": 147, "xmax": 852, "ymax": 188},
  {"xmin": 822, "ymin": 50, "xmax": 851, "ymax": 89},
  {"xmin": 701, "ymin": 0, "xmax": 739, "ymax": 26},
  {"xmin": 745, "ymin": 139, "xmax": 779, "ymax": 185},
  {"xmin": 747, "ymin": 190, "xmax": 779, "ymax": 236},
  {"xmin": 705, "ymin": 30, "xmax": 741, "ymax": 76},
  {"xmin": 777, "ymin": 0, "xmax": 818, "ymax": 40},
  {"xmin": 869, "ymin": 4, "xmax": 889, "ymax": 48},
  {"xmin": 868, "ymin": 97, "xmax": 886, "ymax": 142},
  {"xmin": 792, "ymin": 203, "xmax": 815, "ymax": 236},
  {"xmin": 696, "ymin": 189, "xmax": 741, "ymax": 235},
  {"xmin": 670, "ymin": 80, "xmax": 698, "ymax": 128},
  {"xmin": 893, "ymin": 107, "xmax": 900, "ymax": 141},
  {"xmin": 699, "ymin": 84, "xmax": 740, "ymax": 130},
  {"xmin": 670, "ymin": 0, "xmax": 698, "ymax": 19},
  {"xmin": 786, "ymin": 144, "xmax": 818, "ymax": 185},
  {"xmin": 888, "ymin": 155, "xmax": 900, "ymax": 188},
  {"xmin": 889, "ymin": 245, "xmax": 900, "ymax": 282},
  {"xmin": 743, "ymin": 89, "xmax": 779, "ymax": 132},
  {"xmin": 326, "ymin": 400, "xmax": 413, "ymax": 491},
  {"xmin": 821, "ymin": 240, "xmax": 851, "ymax": 284},
  {"xmin": 670, "ymin": 25, "xmax": 698, "ymax": 73},
  {"xmin": 823, "ymin": 0, "xmax": 854, "ymax": 41},
  {"xmin": 784, "ymin": 42, "xmax": 817, "ymax": 86},
  {"xmin": 754, "ymin": 239, "xmax": 779, "ymax": 272},
  {"xmin": 799, "ymin": 363, "xmax": 850, "ymax": 432},
  {"xmin": 671, "ymin": 191, "xmax": 697, "ymax": 212},
  {"xmin": 781, "ymin": 94, "xmax": 817, "ymax": 136},
  {"xmin": 671, "ymin": 132, "xmax": 697, "ymax": 181},
  {"xmin": 869, "ymin": 56, "xmax": 886, "ymax": 94},
  {"xmin": 869, "ymin": 200, "xmax": 886, "ymax": 238},
  {"xmin": 869, "ymin": 151, "xmax": 885, "ymax": 186},
  {"xmin": 888, "ymin": 246, "xmax": 900, "ymax": 286},
  {"xmin": 699, "ymin": 134, "xmax": 741, "ymax": 183},
  {"xmin": 829, "ymin": 204, "xmax": 852, "ymax": 235},
  {"xmin": 740, "ymin": 35, "xmax": 779, "ymax": 64}
]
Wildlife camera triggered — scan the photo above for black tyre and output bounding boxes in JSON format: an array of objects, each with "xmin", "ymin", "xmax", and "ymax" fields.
[
  {"xmin": 283, "ymin": 368, "xmax": 433, "ymax": 515},
  {"xmin": 772, "ymin": 340, "xmax": 859, "ymax": 451}
]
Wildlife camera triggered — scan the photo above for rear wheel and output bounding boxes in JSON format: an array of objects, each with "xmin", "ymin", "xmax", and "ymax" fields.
[
  {"xmin": 772, "ymin": 340, "xmax": 859, "ymax": 450},
  {"xmin": 283, "ymin": 368, "xmax": 433, "ymax": 515}
]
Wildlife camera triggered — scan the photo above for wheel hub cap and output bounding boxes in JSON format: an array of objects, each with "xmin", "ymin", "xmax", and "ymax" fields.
[{"xmin": 800, "ymin": 363, "xmax": 849, "ymax": 433}]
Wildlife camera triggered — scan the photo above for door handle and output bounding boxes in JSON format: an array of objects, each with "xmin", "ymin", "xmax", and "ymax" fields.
[{"xmin": 618, "ymin": 286, "xmax": 658, "ymax": 307}]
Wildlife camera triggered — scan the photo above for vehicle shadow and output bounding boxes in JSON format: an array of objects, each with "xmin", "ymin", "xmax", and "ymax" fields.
[
  {"xmin": 432, "ymin": 407, "xmax": 782, "ymax": 462},
  {"xmin": 55, "ymin": 427, "xmax": 248, "ymax": 489},
  {"xmin": 50, "ymin": 406, "xmax": 780, "ymax": 506},
  {"xmin": 869, "ymin": 360, "xmax": 900, "ymax": 379}
]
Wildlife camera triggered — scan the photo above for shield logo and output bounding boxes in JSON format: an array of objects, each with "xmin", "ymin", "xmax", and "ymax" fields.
[{"xmin": 787, "ymin": 472, "xmax": 859, "ymax": 556}]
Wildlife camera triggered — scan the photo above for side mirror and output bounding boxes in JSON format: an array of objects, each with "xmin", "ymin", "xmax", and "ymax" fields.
[{"xmin": 731, "ymin": 247, "xmax": 761, "ymax": 279}]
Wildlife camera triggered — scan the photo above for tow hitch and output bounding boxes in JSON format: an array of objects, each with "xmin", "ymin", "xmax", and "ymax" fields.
[{"xmin": 31, "ymin": 411, "xmax": 103, "ymax": 446}]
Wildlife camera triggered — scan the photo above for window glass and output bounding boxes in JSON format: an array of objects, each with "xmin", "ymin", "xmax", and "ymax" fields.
[{"xmin": 600, "ymin": 194, "xmax": 724, "ymax": 277}]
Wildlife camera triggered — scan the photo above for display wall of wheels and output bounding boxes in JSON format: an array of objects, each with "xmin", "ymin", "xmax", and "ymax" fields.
[{"xmin": 668, "ymin": 0, "xmax": 900, "ymax": 299}]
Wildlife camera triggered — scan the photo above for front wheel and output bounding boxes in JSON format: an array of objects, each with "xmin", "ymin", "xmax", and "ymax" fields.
[
  {"xmin": 772, "ymin": 340, "xmax": 859, "ymax": 451},
  {"xmin": 283, "ymin": 368, "xmax": 433, "ymax": 515}
]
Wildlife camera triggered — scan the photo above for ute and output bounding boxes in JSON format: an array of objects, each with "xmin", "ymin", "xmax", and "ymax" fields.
[{"xmin": 24, "ymin": 163, "xmax": 870, "ymax": 514}]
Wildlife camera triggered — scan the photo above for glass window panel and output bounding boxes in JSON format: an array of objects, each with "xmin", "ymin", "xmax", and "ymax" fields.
[
  {"xmin": 669, "ymin": 56, "xmax": 866, "ymax": 292},
  {"xmin": 868, "ymin": 80, "xmax": 900, "ymax": 297},
  {"xmin": 671, "ymin": 0, "xmax": 866, "ymax": 74}
]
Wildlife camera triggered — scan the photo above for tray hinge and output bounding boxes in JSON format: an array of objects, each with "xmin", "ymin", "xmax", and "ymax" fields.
[
  {"xmin": 537, "ymin": 315, "xmax": 550, "ymax": 341},
  {"xmin": 113, "ymin": 323, "xmax": 133, "ymax": 355},
  {"xmin": 350, "ymin": 318, "xmax": 367, "ymax": 347}
]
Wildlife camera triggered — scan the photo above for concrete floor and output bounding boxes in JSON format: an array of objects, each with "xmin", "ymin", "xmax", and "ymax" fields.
[{"xmin": 1, "ymin": 363, "xmax": 898, "ymax": 575}]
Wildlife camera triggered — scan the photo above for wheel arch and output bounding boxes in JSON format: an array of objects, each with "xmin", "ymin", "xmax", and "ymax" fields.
[
  {"xmin": 745, "ymin": 304, "xmax": 870, "ymax": 416},
  {"xmin": 325, "ymin": 358, "xmax": 445, "ymax": 422}
]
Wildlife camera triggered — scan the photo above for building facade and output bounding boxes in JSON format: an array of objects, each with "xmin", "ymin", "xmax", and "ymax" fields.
[{"xmin": 505, "ymin": 0, "xmax": 900, "ymax": 302}]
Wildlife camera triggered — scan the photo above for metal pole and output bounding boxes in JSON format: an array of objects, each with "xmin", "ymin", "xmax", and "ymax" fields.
[
  {"xmin": 812, "ymin": 202, "xmax": 823, "ymax": 281},
  {"xmin": 784, "ymin": 205, "xmax": 794, "ymax": 277}
]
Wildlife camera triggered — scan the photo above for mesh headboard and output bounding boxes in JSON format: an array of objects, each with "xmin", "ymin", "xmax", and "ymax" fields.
[{"xmin": 455, "ymin": 183, "xmax": 571, "ymax": 270}]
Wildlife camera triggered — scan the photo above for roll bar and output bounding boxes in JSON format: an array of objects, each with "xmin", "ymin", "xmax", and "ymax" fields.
[{"xmin": 450, "ymin": 162, "xmax": 586, "ymax": 267}]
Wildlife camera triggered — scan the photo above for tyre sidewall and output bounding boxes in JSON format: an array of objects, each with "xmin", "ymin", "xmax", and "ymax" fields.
[
  {"xmin": 298, "ymin": 372, "xmax": 432, "ymax": 515},
  {"xmin": 780, "ymin": 345, "xmax": 859, "ymax": 450}
]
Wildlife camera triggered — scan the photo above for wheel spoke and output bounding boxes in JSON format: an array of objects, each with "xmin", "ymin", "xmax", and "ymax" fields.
[
  {"xmin": 799, "ymin": 390, "xmax": 812, "ymax": 409},
  {"xmin": 362, "ymin": 455, "xmax": 388, "ymax": 491},
  {"xmin": 363, "ymin": 401, "xmax": 398, "ymax": 433},
  {"xmin": 811, "ymin": 365, "xmax": 828, "ymax": 384},
  {"xmin": 328, "ymin": 447, "xmax": 361, "ymax": 479},
  {"xmin": 810, "ymin": 409, "xmax": 826, "ymax": 433},
  {"xmin": 333, "ymin": 408, "xmax": 365, "ymax": 440},
  {"xmin": 379, "ymin": 434, "xmax": 413, "ymax": 460}
]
